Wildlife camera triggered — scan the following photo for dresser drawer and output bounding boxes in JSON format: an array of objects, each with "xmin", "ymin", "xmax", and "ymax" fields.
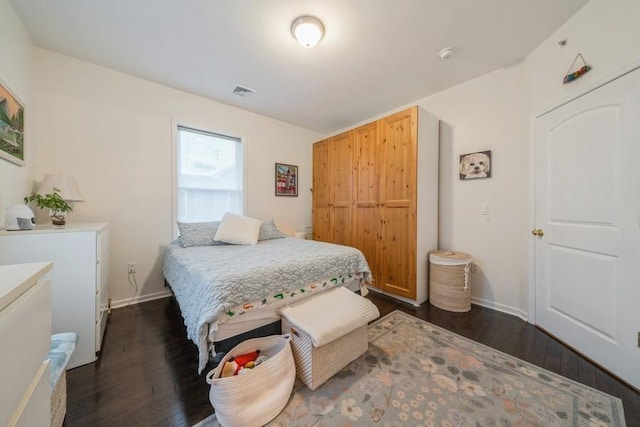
[
  {"xmin": 0, "ymin": 279, "xmax": 51, "ymax": 426},
  {"xmin": 8, "ymin": 360, "xmax": 51, "ymax": 427}
]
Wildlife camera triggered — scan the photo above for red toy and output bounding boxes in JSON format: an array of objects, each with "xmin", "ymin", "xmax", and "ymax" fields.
[{"xmin": 220, "ymin": 350, "xmax": 261, "ymax": 377}]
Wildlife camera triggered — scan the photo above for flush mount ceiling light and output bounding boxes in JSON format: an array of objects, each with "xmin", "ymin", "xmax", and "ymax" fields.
[{"xmin": 291, "ymin": 16, "xmax": 325, "ymax": 48}]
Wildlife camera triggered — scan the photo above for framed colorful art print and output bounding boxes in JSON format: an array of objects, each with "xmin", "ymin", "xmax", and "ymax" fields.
[{"xmin": 275, "ymin": 163, "xmax": 298, "ymax": 196}]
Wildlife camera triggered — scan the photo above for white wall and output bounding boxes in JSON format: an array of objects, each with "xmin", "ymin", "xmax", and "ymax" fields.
[
  {"xmin": 418, "ymin": 65, "xmax": 529, "ymax": 318},
  {"xmin": 414, "ymin": 0, "xmax": 640, "ymax": 319},
  {"xmin": 0, "ymin": 0, "xmax": 34, "ymax": 224},
  {"xmin": 526, "ymin": 0, "xmax": 640, "ymax": 114},
  {"xmin": 32, "ymin": 48, "xmax": 322, "ymax": 306}
]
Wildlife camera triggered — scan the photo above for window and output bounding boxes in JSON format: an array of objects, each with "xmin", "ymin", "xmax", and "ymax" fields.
[{"xmin": 176, "ymin": 126, "xmax": 243, "ymax": 222}]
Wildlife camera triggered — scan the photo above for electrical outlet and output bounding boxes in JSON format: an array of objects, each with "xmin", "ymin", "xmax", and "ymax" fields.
[{"xmin": 128, "ymin": 262, "xmax": 137, "ymax": 274}]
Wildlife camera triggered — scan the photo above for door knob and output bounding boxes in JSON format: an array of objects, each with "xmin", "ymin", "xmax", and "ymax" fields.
[{"xmin": 531, "ymin": 228, "xmax": 544, "ymax": 237}]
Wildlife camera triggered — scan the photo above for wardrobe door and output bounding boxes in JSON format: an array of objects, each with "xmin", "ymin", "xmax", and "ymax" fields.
[
  {"xmin": 378, "ymin": 107, "xmax": 418, "ymax": 299},
  {"xmin": 312, "ymin": 139, "xmax": 331, "ymax": 242},
  {"xmin": 352, "ymin": 122, "xmax": 380, "ymax": 285},
  {"xmin": 329, "ymin": 131, "xmax": 353, "ymax": 246}
]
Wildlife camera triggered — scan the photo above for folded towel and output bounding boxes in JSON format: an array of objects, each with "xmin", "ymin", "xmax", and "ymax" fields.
[
  {"xmin": 279, "ymin": 287, "xmax": 380, "ymax": 347},
  {"xmin": 48, "ymin": 332, "xmax": 79, "ymax": 388}
]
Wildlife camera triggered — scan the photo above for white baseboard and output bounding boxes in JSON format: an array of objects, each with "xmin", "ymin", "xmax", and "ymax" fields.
[
  {"xmin": 111, "ymin": 288, "xmax": 528, "ymax": 324},
  {"xmin": 471, "ymin": 296, "xmax": 529, "ymax": 322},
  {"xmin": 110, "ymin": 289, "xmax": 172, "ymax": 309},
  {"xmin": 365, "ymin": 286, "xmax": 528, "ymax": 321}
]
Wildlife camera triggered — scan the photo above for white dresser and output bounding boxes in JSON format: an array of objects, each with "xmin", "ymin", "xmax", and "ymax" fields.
[
  {"xmin": 0, "ymin": 262, "xmax": 53, "ymax": 427},
  {"xmin": 0, "ymin": 223, "xmax": 109, "ymax": 369}
]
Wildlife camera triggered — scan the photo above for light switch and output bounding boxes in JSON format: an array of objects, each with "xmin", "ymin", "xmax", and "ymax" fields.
[{"xmin": 480, "ymin": 203, "xmax": 489, "ymax": 215}]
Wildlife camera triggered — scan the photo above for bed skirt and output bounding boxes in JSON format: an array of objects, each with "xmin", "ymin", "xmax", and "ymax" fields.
[{"xmin": 165, "ymin": 275, "xmax": 363, "ymax": 372}]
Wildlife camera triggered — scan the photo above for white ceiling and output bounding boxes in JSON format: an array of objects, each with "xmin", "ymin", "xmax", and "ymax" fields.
[{"xmin": 11, "ymin": 0, "xmax": 589, "ymax": 134}]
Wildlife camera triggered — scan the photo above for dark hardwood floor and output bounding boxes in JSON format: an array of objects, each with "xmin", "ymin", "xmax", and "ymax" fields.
[{"xmin": 65, "ymin": 292, "xmax": 640, "ymax": 426}]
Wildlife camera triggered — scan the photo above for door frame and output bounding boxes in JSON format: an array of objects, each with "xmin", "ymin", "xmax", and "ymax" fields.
[{"xmin": 527, "ymin": 60, "xmax": 640, "ymax": 324}]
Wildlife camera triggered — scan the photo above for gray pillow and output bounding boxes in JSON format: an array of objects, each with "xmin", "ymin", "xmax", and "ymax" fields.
[
  {"xmin": 177, "ymin": 221, "xmax": 222, "ymax": 247},
  {"xmin": 258, "ymin": 220, "xmax": 287, "ymax": 241}
]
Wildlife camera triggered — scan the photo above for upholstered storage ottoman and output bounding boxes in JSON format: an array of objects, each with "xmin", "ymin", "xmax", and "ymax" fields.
[{"xmin": 280, "ymin": 287, "xmax": 380, "ymax": 391}]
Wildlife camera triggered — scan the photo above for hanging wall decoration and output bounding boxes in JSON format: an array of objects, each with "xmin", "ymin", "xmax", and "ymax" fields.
[
  {"xmin": 275, "ymin": 163, "xmax": 298, "ymax": 196},
  {"xmin": 0, "ymin": 78, "xmax": 25, "ymax": 166},
  {"xmin": 459, "ymin": 150, "xmax": 491, "ymax": 180},
  {"xmin": 563, "ymin": 53, "xmax": 592, "ymax": 84}
]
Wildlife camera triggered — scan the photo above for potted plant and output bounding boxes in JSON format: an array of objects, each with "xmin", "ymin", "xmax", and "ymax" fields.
[{"xmin": 24, "ymin": 188, "xmax": 73, "ymax": 227}]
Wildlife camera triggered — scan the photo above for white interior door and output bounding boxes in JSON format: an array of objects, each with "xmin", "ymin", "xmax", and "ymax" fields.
[{"xmin": 534, "ymin": 67, "xmax": 640, "ymax": 390}]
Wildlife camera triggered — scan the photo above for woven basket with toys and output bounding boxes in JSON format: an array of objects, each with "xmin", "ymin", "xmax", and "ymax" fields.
[{"xmin": 205, "ymin": 334, "xmax": 295, "ymax": 427}]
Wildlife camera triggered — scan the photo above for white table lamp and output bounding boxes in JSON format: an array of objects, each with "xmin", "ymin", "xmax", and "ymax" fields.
[{"xmin": 37, "ymin": 173, "xmax": 84, "ymax": 201}]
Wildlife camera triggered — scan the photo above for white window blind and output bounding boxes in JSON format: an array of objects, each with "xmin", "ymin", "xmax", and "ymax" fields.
[{"xmin": 177, "ymin": 126, "xmax": 243, "ymax": 222}]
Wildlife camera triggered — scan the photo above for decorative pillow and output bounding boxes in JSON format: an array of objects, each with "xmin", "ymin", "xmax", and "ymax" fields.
[
  {"xmin": 258, "ymin": 220, "xmax": 287, "ymax": 241},
  {"xmin": 177, "ymin": 221, "xmax": 220, "ymax": 247},
  {"xmin": 214, "ymin": 212, "xmax": 262, "ymax": 245}
]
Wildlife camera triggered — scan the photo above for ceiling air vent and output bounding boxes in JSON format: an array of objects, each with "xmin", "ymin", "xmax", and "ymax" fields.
[{"xmin": 232, "ymin": 85, "xmax": 256, "ymax": 98}]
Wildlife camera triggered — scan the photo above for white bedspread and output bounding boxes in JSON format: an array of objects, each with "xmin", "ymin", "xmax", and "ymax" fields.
[{"xmin": 163, "ymin": 237, "xmax": 370, "ymax": 373}]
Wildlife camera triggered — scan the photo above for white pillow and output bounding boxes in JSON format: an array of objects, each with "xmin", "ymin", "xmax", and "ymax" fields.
[{"xmin": 214, "ymin": 212, "xmax": 262, "ymax": 245}]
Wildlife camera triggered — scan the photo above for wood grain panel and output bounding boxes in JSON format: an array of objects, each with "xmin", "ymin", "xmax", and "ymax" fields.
[
  {"xmin": 379, "ymin": 205, "xmax": 416, "ymax": 298},
  {"xmin": 313, "ymin": 206, "xmax": 332, "ymax": 242},
  {"xmin": 352, "ymin": 207, "xmax": 380, "ymax": 285},
  {"xmin": 352, "ymin": 122, "xmax": 380, "ymax": 283},
  {"xmin": 380, "ymin": 199, "xmax": 411, "ymax": 207},
  {"xmin": 380, "ymin": 108, "xmax": 417, "ymax": 202},
  {"xmin": 312, "ymin": 139, "xmax": 330, "ymax": 207},
  {"xmin": 312, "ymin": 139, "xmax": 331, "ymax": 241},
  {"xmin": 332, "ymin": 206, "xmax": 351, "ymax": 246},
  {"xmin": 353, "ymin": 123, "xmax": 379, "ymax": 203},
  {"xmin": 379, "ymin": 107, "xmax": 418, "ymax": 298},
  {"xmin": 330, "ymin": 131, "xmax": 353, "ymax": 246}
]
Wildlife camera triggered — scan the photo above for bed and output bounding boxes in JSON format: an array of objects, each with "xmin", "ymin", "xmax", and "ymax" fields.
[{"xmin": 163, "ymin": 228, "xmax": 371, "ymax": 373}]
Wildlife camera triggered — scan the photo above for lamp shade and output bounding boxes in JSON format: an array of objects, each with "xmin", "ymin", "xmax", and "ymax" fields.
[{"xmin": 37, "ymin": 173, "xmax": 84, "ymax": 202}]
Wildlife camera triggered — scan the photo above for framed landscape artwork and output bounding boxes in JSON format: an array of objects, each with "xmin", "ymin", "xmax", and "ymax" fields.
[
  {"xmin": 0, "ymin": 79, "xmax": 25, "ymax": 166},
  {"xmin": 275, "ymin": 163, "xmax": 298, "ymax": 196}
]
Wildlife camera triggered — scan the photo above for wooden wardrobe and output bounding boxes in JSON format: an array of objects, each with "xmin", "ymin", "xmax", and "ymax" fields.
[{"xmin": 312, "ymin": 106, "xmax": 439, "ymax": 304}]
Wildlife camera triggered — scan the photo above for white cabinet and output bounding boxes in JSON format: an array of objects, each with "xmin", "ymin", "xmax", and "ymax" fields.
[
  {"xmin": 0, "ymin": 262, "xmax": 53, "ymax": 427},
  {"xmin": 0, "ymin": 223, "xmax": 109, "ymax": 369}
]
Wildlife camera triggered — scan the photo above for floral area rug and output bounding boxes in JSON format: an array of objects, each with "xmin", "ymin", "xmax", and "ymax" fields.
[{"xmin": 194, "ymin": 310, "xmax": 626, "ymax": 426}]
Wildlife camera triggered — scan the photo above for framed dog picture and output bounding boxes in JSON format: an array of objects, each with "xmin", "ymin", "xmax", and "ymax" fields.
[
  {"xmin": 275, "ymin": 163, "xmax": 298, "ymax": 196},
  {"xmin": 459, "ymin": 150, "xmax": 491, "ymax": 180}
]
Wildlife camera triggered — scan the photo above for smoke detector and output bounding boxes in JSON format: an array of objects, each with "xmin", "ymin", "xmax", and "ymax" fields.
[{"xmin": 439, "ymin": 47, "xmax": 455, "ymax": 60}]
